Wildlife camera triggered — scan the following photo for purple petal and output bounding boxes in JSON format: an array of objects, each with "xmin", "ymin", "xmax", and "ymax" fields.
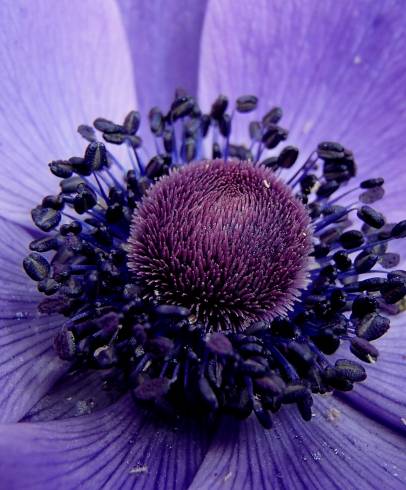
[
  {"xmin": 0, "ymin": 219, "xmax": 68, "ymax": 422},
  {"xmin": 0, "ymin": 0, "xmax": 137, "ymax": 226},
  {"xmin": 117, "ymin": 0, "xmax": 208, "ymax": 114},
  {"xmin": 338, "ymin": 314, "xmax": 406, "ymax": 433},
  {"xmin": 0, "ymin": 395, "xmax": 212, "ymax": 489},
  {"xmin": 199, "ymin": 0, "xmax": 406, "ymax": 216},
  {"xmin": 23, "ymin": 369, "xmax": 124, "ymax": 423},
  {"xmin": 189, "ymin": 397, "xmax": 406, "ymax": 489}
]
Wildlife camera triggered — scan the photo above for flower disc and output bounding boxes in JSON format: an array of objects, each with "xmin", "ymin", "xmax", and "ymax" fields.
[{"xmin": 128, "ymin": 159, "xmax": 312, "ymax": 331}]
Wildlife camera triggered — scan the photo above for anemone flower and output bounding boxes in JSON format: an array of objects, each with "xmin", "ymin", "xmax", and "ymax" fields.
[{"xmin": 1, "ymin": 0, "xmax": 406, "ymax": 489}]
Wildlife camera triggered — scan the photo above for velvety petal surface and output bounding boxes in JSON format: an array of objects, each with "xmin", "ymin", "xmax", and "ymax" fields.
[
  {"xmin": 117, "ymin": 0, "xmax": 208, "ymax": 120},
  {"xmin": 0, "ymin": 219, "xmax": 68, "ymax": 422},
  {"xmin": 199, "ymin": 0, "xmax": 406, "ymax": 217},
  {"xmin": 189, "ymin": 397, "xmax": 406, "ymax": 490},
  {"xmin": 0, "ymin": 395, "xmax": 212, "ymax": 490},
  {"xmin": 0, "ymin": 0, "xmax": 137, "ymax": 225}
]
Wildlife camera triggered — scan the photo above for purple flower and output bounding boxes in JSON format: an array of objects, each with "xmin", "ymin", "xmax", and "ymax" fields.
[{"xmin": 1, "ymin": 1, "xmax": 406, "ymax": 489}]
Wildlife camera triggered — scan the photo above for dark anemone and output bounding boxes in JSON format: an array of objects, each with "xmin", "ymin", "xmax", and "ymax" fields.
[{"xmin": 23, "ymin": 90, "xmax": 406, "ymax": 428}]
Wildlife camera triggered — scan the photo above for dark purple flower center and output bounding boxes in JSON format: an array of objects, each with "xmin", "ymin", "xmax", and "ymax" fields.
[
  {"xmin": 128, "ymin": 159, "xmax": 312, "ymax": 331},
  {"xmin": 22, "ymin": 89, "xmax": 406, "ymax": 429}
]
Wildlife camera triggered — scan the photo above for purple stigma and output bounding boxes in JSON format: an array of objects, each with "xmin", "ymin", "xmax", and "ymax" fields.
[{"xmin": 128, "ymin": 159, "xmax": 312, "ymax": 331}]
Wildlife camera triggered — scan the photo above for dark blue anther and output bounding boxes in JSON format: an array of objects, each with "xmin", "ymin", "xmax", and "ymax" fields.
[
  {"xmin": 23, "ymin": 252, "xmax": 50, "ymax": 281},
  {"xmin": 123, "ymin": 110, "xmax": 140, "ymax": 135},
  {"xmin": 31, "ymin": 205, "xmax": 61, "ymax": 231},
  {"xmin": 357, "ymin": 205, "xmax": 385, "ymax": 229},
  {"xmin": 277, "ymin": 146, "xmax": 299, "ymax": 169},
  {"xmin": 350, "ymin": 337, "xmax": 379, "ymax": 363},
  {"xmin": 317, "ymin": 141, "xmax": 345, "ymax": 160},
  {"xmin": 49, "ymin": 160, "xmax": 73, "ymax": 178},
  {"xmin": 262, "ymin": 106, "xmax": 283, "ymax": 125},
  {"xmin": 236, "ymin": 95, "xmax": 258, "ymax": 113},
  {"xmin": 210, "ymin": 95, "xmax": 228, "ymax": 120},
  {"xmin": 94, "ymin": 117, "xmax": 125, "ymax": 134}
]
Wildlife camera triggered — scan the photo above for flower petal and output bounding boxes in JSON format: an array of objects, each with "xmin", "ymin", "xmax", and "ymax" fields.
[
  {"xmin": 0, "ymin": 395, "xmax": 212, "ymax": 490},
  {"xmin": 0, "ymin": 0, "xmax": 137, "ymax": 225},
  {"xmin": 189, "ymin": 397, "xmax": 406, "ymax": 490},
  {"xmin": 23, "ymin": 369, "xmax": 124, "ymax": 423},
  {"xmin": 338, "ymin": 314, "xmax": 406, "ymax": 433},
  {"xmin": 0, "ymin": 219, "xmax": 68, "ymax": 422},
  {"xmin": 117, "ymin": 0, "xmax": 208, "ymax": 116},
  {"xmin": 199, "ymin": 0, "xmax": 406, "ymax": 215}
]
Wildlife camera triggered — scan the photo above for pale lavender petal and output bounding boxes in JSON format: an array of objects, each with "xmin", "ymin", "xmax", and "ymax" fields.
[
  {"xmin": 199, "ymin": 0, "xmax": 406, "ymax": 216},
  {"xmin": 0, "ymin": 395, "xmax": 212, "ymax": 490},
  {"xmin": 189, "ymin": 397, "xmax": 406, "ymax": 490},
  {"xmin": 117, "ymin": 0, "xmax": 208, "ymax": 114},
  {"xmin": 0, "ymin": 0, "xmax": 137, "ymax": 225},
  {"xmin": 0, "ymin": 219, "xmax": 68, "ymax": 422}
]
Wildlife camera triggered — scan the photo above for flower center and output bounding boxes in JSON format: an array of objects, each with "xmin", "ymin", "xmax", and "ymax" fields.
[
  {"xmin": 22, "ymin": 90, "xmax": 406, "ymax": 429},
  {"xmin": 128, "ymin": 159, "xmax": 312, "ymax": 331}
]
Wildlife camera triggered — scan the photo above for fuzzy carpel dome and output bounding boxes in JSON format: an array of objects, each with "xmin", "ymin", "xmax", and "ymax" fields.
[{"xmin": 128, "ymin": 159, "xmax": 312, "ymax": 331}]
